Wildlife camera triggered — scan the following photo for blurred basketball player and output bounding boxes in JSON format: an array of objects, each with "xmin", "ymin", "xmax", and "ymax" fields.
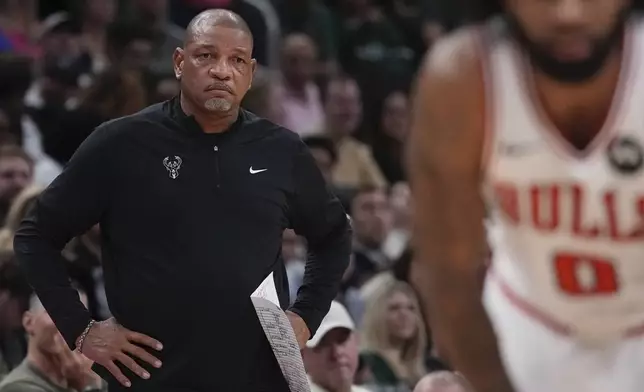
[{"xmin": 407, "ymin": 0, "xmax": 644, "ymax": 390}]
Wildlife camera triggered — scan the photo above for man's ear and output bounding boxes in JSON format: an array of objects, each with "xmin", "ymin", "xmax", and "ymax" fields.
[
  {"xmin": 248, "ymin": 58, "xmax": 258, "ymax": 90},
  {"xmin": 23, "ymin": 311, "xmax": 35, "ymax": 335},
  {"xmin": 173, "ymin": 48, "xmax": 185, "ymax": 80}
]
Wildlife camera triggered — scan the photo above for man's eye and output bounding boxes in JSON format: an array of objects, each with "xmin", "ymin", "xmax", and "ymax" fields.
[
  {"xmin": 234, "ymin": 57, "xmax": 246, "ymax": 64},
  {"xmin": 197, "ymin": 53, "xmax": 212, "ymax": 60}
]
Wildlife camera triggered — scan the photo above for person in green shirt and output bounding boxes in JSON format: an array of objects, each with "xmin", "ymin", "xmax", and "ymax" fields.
[{"xmin": 0, "ymin": 292, "xmax": 105, "ymax": 392}]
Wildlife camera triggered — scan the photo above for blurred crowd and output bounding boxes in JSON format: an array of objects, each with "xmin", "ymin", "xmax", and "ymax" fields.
[{"xmin": 0, "ymin": 0, "xmax": 473, "ymax": 391}]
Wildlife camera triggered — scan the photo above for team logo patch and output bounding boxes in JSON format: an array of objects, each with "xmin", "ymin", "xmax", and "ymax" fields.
[
  {"xmin": 163, "ymin": 156, "xmax": 183, "ymax": 179},
  {"xmin": 606, "ymin": 136, "xmax": 643, "ymax": 175}
]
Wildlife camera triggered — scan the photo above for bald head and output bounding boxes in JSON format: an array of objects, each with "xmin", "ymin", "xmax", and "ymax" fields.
[
  {"xmin": 282, "ymin": 33, "xmax": 316, "ymax": 55},
  {"xmin": 413, "ymin": 372, "xmax": 474, "ymax": 392},
  {"xmin": 185, "ymin": 9, "xmax": 253, "ymax": 47},
  {"xmin": 280, "ymin": 33, "xmax": 317, "ymax": 87}
]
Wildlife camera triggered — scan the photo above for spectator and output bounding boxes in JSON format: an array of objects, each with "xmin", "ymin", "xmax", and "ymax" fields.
[
  {"xmin": 324, "ymin": 76, "xmax": 386, "ymax": 189},
  {"xmin": 345, "ymin": 186, "xmax": 392, "ymax": 289},
  {"xmin": 48, "ymin": 68, "xmax": 148, "ymax": 163},
  {"xmin": 0, "ymin": 184, "xmax": 41, "ymax": 250},
  {"xmin": 0, "ymin": 291, "xmax": 105, "ymax": 391},
  {"xmin": 0, "ymin": 255, "xmax": 31, "ymax": 378},
  {"xmin": 28, "ymin": 54, "xmax": 81, "ymax": 112},
  {"xmin": 75, "ymin": 0, "xmax": 117, "ymax": 74},
  {"xmin": 302, "ymin": 134, "xmax": 358, "ymax": 214},
  {"xmin": 0, "ymin": 146, "xmax": 33, "ymax": 224},
  {"xmin": 382, "ymin": 0, "xmax": 426, "ymax": 64},
  {"xmin": 24, "ymin": 11, "xmax": 86, "ymax": 121},
  {"xmin": 0, "ymin": 0, "xmax": 40, "ymax": 58},
  {"xmin": 0, "ymin": 54, "xmax": 33, "ymax": 143},
  {"xmin": 372, "ymin": 90, "xmax": 409, "ymax": 184},
  {"xmin": 276, "ymin": 33, "xmax": 325, "ymax": 137},
  {"xmin": 382, "ymin": 181, "xmax": 411, "ymax": 261},
  {"xmin": 25, "ymin": 54, "xmax": 83, "ymax": 163},
  {"xmin": 274, "ymin": 0, "xmax": 338, "ymax": 74},
  {"xmin": 303, "ymin": 135, "xmax": 337, "ymax": 185},
  {"xmin": 37, "ymin": 12, "xmax": 82, "ymax": 64},
  {"xmin": 335, "ymin": 0, "xmax": 415, "ymax": 130},
  {"xmin": 413, "ymin": 371, "xmax": 474, "ymax": 392},
  {"xmin": 105, "ymin": 21, "xmax": 155, "ymax": 73},
  {"xmin": 0, "ymin": 54, "xmax": 62, "ymax": 186},
  {"xmin": 78, "ymin": 68, "xmax": 148, "ymax": 118},
  {"xmin": 125, "ymin": 0, "xmax": 185, "ymax": 75},
  {"xmin": 388, "ymin": 249, "xmax": 451, "ymax": 374},
  {"xmin": 361, "ymin": 277, "xmax": 428, "ymax": 390},
  {"xmin": 240, "ymin": 65, "xmax": 284, "ymax": 124},
  {"xmin": 302, "ymin": 300, "xmax": 370, "ymax": 392},
  {"xmin": 33, "ymin": 11, "xmax": 91, "ymax": 88}
]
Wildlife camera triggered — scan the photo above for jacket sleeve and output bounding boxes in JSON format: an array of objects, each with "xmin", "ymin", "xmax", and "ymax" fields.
[
  {"xmin": 13, "ymin": 124, "xmax": 116, "ymax": 349},
  {"xmin": 287, "ymin": 141, "xmax": 352, "ymax": 336}
]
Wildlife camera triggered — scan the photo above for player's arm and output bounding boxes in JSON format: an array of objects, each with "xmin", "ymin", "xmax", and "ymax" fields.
[{"xmin": 406, "ymin": 31, "xmax": 515, "ymax": 392}]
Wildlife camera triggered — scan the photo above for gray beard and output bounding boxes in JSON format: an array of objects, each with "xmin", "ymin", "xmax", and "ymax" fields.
[{"xmin": 204, "ymin": 98, "xmax": 232, "ymax": 112}]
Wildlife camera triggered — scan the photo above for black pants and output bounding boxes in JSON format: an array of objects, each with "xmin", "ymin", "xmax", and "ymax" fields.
[{"xmin": 103, "ymin": 341, "xmax": 290, "ymax": 392}]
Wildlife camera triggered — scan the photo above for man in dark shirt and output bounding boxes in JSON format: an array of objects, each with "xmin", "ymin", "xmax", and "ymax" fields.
[{"xmin": 13, "ymin": 9, "xmax": 351, "ymax": 392}]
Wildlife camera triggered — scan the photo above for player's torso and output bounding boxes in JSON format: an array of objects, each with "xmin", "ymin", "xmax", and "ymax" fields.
[{"xmin": 482, "ymin": 17, "xmax": 644, "ymax": 340}]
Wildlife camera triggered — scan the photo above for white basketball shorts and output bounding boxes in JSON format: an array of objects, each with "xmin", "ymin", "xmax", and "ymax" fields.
[{"xmin": 483, "ymin": 274, "xmax": 644, "ymax": 392}]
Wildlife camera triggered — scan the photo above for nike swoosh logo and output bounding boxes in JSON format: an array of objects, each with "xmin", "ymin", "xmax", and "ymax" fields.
[{"xmin": 250, "ymin": 167, "xmax": 267, "ymax": 174}]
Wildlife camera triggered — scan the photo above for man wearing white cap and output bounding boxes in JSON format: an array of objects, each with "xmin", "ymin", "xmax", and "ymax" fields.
[{"xmin": 302, "ymin": 301, "xmax": 370, "ymax": 392}]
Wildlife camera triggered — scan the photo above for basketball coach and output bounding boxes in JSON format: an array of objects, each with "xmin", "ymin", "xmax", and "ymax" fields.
[{"xmin": 13, "ymin": 9, "xmax": 351, "ymax": 392}]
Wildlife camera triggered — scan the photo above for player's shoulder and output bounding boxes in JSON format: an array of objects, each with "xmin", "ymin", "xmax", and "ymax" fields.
[
  {"xmin": 409, "ymin": 26, "xmax": 489, "ymax": 165},
  {"xmin": 418, "ymin": 26, "xmax": 487, "ymax": 91},
  {"xmin": 413, "ymin": 25, "xmax": 491, "ymax": 128}
]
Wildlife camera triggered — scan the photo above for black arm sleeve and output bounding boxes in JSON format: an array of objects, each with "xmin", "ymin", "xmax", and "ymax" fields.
[
  {"xmin": 13, "ymin": 124, "xmax": 115, "ymax": 349},
  {"xmin": 287, "ymin": 142, "xmax": 352, "ymax": 336}
]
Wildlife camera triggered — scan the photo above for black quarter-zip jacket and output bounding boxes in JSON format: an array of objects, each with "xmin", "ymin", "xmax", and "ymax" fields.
[{"xmin": 13, "ymin": 97, "xmax": 352, "ymax": 392}]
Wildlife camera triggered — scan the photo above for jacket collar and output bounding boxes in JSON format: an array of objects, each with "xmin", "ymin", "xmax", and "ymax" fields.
[{"xmin": 164, "ymin": 95, "xmax": 249, "ymax": 142}]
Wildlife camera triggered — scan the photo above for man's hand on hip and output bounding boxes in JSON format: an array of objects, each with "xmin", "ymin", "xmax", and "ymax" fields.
[
  {"xmin": 79, "ymin": 318, "xmax": 163, "ymax": 387},
  {"xmin": 285, "ymin": 311, "xmax": 310, "ymax": 349}
]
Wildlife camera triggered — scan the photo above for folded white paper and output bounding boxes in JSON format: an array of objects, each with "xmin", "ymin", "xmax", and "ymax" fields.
[{"xmin": 251, "ymin": 272, "xmax": 310, "ymax": 392}]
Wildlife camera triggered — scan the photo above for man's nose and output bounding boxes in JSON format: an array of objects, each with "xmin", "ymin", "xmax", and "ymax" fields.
[
  {"xmin": 375, "ymin": 209, "xmax": 390, "ymax": 222},
  {"xmin": 209, "ymin": 59, "xmax": 232, "ymax": 80},
  {"xmin": 330, "ymin": 342, "xmax": 347, "ymax": 359},
  {"xmin": 555, "ymin": 0, "xmax": 584, "ymax": 25}
]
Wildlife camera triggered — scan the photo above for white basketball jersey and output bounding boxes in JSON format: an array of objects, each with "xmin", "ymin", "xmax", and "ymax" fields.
[{"xmin": 483, "ymin": 18, "xmax": 644, "ymax": 342}]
